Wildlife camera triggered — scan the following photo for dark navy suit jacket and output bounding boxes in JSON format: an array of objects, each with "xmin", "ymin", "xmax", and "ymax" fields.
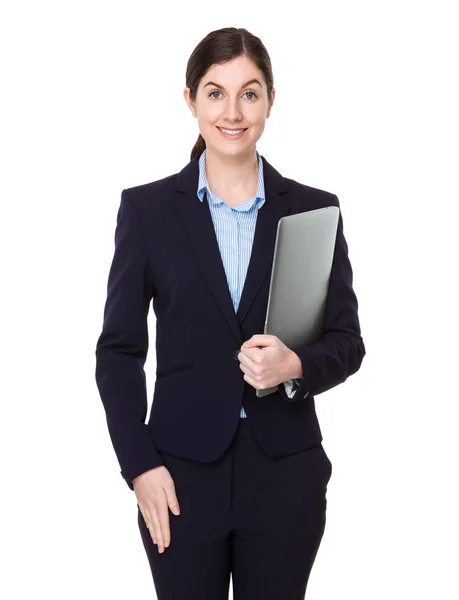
[{"xmin": 95, "ymin": 153, "xmax": 366, "ymax": 490}]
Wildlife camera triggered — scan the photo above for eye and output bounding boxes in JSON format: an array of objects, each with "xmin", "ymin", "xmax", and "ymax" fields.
[
  {"xmin": 208, "ymin": 90, "xmax": 258, "ymax": 101},
  {"xmin": 208, "ymin": 90, "xmax": 222, "ymax": 99}
]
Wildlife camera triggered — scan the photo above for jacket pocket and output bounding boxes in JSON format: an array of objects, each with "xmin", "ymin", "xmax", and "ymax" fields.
[{"xmin": 156, "ymin": 362, "xmax": 194, "ymax": 379}]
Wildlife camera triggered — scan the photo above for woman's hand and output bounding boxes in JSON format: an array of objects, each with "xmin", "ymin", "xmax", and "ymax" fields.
[
  {"xmin": 236, "ymin": 334, "xmax": 302, "ymax": 390},
  {"xmin": 133, "ymin": 466, "xmax": 181, "ymax": 553}
]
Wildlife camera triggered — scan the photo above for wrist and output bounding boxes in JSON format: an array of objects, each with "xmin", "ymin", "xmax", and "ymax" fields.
[{"xmin": 288, "ymin": 350, "xmax": 303, "ymax": 380}]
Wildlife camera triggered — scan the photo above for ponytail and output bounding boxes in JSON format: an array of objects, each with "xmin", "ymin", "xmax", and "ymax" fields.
[{"xmin": 190, "ymin": 133, "xmax": 206, "ymax": 161}]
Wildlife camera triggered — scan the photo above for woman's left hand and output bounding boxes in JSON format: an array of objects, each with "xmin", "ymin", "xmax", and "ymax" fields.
[{"xmin": 235, "ymin": 334, "xmax": 302, "ymax": 391}]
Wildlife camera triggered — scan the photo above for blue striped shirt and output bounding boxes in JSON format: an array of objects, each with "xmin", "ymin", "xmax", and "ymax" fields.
[{"xmin": 197, "ymin": 149, "xmax": 300, "ymax": 417}]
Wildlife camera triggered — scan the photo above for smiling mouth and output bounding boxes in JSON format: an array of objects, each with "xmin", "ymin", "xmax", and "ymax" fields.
[{"xmin": 217, "ymin": 127, "xmax": 248, "ymax": 132}]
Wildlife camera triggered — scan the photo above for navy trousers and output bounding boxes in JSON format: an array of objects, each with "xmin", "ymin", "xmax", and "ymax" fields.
[{"xmin": 137, "ymin": 416, "xmax": 332, "ymax": 600}]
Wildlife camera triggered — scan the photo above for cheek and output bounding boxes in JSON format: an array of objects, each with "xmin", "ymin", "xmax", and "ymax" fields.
[
  {"xmin": 198, "ymin": 106, "xmax": 222, "ymax": 123},
  {"xmin": 252, "ymin": 113, "xmax": 266, "ymax": 127}
]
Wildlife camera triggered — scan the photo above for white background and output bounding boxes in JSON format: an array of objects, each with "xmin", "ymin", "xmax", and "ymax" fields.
[{"xmin": 2, "ymin": 1, "xmax": 458, "ymax": 598}]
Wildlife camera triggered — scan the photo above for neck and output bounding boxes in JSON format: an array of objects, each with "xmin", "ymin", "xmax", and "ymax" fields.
[{"xmin": 204, "ymin": 147, "xmax": 258, "ymax": 196}]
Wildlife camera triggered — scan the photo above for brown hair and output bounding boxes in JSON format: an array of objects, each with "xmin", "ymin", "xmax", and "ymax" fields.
[{"xmin": 186, "ymin": 27, "xmax": 274, "ymax": 161}]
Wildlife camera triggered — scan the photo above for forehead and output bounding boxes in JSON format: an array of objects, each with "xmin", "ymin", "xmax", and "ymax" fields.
[{"xmin": 200, "ymin": 56, "xmax": 264, "ymax": 87}]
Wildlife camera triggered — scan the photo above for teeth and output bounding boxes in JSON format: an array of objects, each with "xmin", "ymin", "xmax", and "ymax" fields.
[{"xmin": 219, "ymin": 127, "xmax": 245, "ymax": 135}]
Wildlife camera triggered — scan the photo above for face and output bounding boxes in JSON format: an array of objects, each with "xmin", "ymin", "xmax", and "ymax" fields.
[{"xmin": 184, "ymin": 55, "xmax": 275, "ymax": 158}]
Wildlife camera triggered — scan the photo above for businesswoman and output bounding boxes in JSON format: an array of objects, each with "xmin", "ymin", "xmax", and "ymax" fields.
[{"xmin": 95, "ymin": 27, "xmax": 365, "ymax": 600}]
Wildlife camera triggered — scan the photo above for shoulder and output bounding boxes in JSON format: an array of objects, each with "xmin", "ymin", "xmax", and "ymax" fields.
[
  {"xmin": 283, "ymin": 174, "xmax": 340, "ymax": 211},
  {"xmin": 123, "ymin": 172, "xmax": 178, "ymax": 215}
]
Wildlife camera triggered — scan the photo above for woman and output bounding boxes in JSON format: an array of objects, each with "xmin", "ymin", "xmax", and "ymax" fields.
[{"xmin": 95, "ymin": 27, "xmax": 365, "ymax": 600}]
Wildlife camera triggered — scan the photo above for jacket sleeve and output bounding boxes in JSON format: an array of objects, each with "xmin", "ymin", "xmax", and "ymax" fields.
[
  {"xmin": 282, "ymin": 378, "xmax": 301, "ymax": 398},
  {"xmin": 277, "ymin": 195, "xmax": 366, "ymax": 403},
  {"xmin": 95, "ymin": 188, "xmax": 164, "ymax": 490}
]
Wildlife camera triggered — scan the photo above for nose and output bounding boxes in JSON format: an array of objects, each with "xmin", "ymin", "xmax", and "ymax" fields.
[{"xmin": 223, "ymin": 96, "xmax": 243, "ymax": 122}]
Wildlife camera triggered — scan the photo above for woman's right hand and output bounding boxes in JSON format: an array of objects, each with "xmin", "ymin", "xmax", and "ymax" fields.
[{"xmin": 133, "ymin": 465, "xmax": 181, "ymax": 553}]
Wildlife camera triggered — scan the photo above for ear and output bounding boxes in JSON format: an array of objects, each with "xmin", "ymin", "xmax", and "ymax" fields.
[
  {"xmin": 267, "ymin": 87, "xmax": 275, "ymax": 118},
  {"xmin": 183, "ymin": 87, "xmax": 197, "ymax": 118}
]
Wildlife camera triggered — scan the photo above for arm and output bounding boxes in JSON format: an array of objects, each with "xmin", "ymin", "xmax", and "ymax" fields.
[
  {"xmin": 277, "ymin": 195, "xmax": 366, "ymax": 402},
  {"xmin": 95, "ymin": 189, "xmax": 164, "ymax": 490}
]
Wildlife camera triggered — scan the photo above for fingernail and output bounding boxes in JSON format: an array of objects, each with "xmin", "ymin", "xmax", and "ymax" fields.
[{"xmin": 173, "ymin": 506, "xmax": 180, "ymax": 514}]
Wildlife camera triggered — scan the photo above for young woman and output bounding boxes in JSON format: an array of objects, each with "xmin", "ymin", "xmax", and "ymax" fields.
[{"xmin": 95, "ymin": 26, "xmax": 365, "ymax": 600}]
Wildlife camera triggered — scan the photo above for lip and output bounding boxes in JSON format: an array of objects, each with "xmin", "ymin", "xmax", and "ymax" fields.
[{"xmin": 217, "ymin": 126, "xmax": 248, "ymax": 140}]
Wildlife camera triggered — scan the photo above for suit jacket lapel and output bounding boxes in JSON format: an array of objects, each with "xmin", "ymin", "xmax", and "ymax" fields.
[{"xmin": 174, "ymin": 154, "xmax": 291, "ymax": 347}]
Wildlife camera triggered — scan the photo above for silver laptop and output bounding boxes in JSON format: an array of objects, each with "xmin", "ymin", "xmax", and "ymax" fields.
[{"xmin": 256, "ymin": 205, "xmax": 340, "ymax": 397}]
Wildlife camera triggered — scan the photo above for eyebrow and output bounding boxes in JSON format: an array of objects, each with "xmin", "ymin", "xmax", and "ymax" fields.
[{"xmin": 203, "ymin": 78, "xmax": 262, "ymax": 90}]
